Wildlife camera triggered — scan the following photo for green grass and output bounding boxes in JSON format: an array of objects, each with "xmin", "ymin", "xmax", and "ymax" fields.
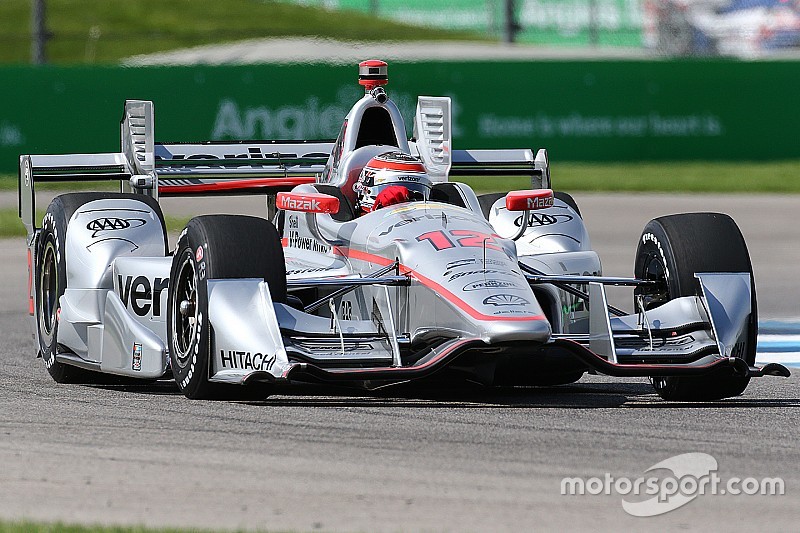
[
  {"xmin": 458, "ymin": 160, "xmax": 800, "ymax": 194},
  {"xmin": 551, "ymin": 160, "xmax": 800, "ymax": 193},
  {"xmin": 0, "ymin": 0, "xmax": 485, "ymax": 65},
  {"xmin": 0, "ymin": 207, "xmax": 27, "ymax": 237},
  {"xmin": 0, "ymin": 180, "xmax": 117, "ymax": 192}
]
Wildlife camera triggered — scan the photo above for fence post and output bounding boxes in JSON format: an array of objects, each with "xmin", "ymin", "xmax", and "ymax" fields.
[
  {"xmin": 589, "ymin": 0, "xmax": 599, "ymax": 46},
  {"xmin": 31, "ymin": 0, "xmax": 48, "ymax": 64},
  {"xmin": 504, "ymin": 0, "xmax": 519, "ymax": 43}
]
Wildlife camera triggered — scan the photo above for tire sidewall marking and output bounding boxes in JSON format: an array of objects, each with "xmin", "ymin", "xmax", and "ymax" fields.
[
  {"xmin": 38, "ymin": 210, "xmax": 63, "ymax": 370},
  {"xmin": 170, "ymin": 233, "xmax": 209, "ymax": 393},
  {"xmin": 641, "ymin": 231, "xmax": 671, "ymax": 285}
]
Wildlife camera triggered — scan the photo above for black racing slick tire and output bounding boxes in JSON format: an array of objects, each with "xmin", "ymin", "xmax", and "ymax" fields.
[
  {"xmin": 554, "ymin": 191, "xmax": 581, "ymax": 218},
  {"xmin": 477, "ymin": 192, "xmax": 506, "ymax": 221},
  {"xmin": 167, "ymin": 215, "xmax": 286, "ymax": 400},
  {"xmin": 36, "ymin": 193, "xmax": 165, "ymax": 384},
  {"xmin": 634, "ymin": 213, "xmax": 757, "ymax": 401}
]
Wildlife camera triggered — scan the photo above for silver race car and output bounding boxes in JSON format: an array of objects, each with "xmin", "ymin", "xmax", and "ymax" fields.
[{"xmin": 19, "ymin": 60, "xmax": 789, "ymax": 400}]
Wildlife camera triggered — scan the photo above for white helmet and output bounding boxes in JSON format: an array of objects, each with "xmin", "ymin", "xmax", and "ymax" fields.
[{"xmin": 354, "ymin": 151, "xmax": 432, "ymax": 213}]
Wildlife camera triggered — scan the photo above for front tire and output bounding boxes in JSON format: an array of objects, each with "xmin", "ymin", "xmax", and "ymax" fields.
[
  {"xmin": 167, "ymin": 215, "xmax": 286, "ymax": 399},
  {"xmin": 634, "ymin": 213, "xmax": 756, "ymax": 401}
]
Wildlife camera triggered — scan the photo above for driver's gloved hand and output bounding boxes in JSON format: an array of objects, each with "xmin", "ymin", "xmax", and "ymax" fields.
[{"xmin": 374, "ymin": 185, "xmax": 410, "ymax": 209}]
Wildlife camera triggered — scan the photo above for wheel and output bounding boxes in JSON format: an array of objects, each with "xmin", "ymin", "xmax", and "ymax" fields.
[
  {"xmin": 167, "ymin": 215, "xmax": 286, "ymax": 400},
  {"xmin": 554, "ymin": 191, "xmax": 581, "ymax": 218},
  {"xmin": 477, "ymin": 192, "xmax": 505, "ymax": 221},
  {"xmin": 634, "ymin": 213, "xmax": 756, "ymax": 401},
  {"xmin": 36, "ymin": 193, "xmax": 165, "ymax": 383},
  {"xmin": 36, "ymin": 207, "xmax": 78, "ymax": 383}
]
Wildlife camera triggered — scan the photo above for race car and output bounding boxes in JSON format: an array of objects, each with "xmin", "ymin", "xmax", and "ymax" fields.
[{"xmin": 19, "ymin": 60, "xmax": 789, "ymax": 401}]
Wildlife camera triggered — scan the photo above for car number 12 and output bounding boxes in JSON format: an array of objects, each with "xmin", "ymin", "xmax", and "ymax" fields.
[{"xmin": 416, "ymin": 230, "xmax": 501, "ymax": 252}]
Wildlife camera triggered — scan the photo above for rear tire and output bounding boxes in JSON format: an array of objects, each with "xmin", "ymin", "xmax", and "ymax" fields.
[
  {"xmin": 477, "ymin": 192, "xmax": 505, "ymax": 221},
  {"xmin": 36, "ymin": 193, "xmax": 164, "ymax": 383},
  {"xmin": 167, "ymin": 215, "xmax": 286, "ymax": 400},
  {"xmin": 36, "ymin": 206, "xmax": 79, "ymax": 383},
  {"xmin": 634, "ymin": 213, "xmax": 756, "ymax": 401},
  {"xmin": 554, "ymin": 191, "xmax": 581, "ymax": 218}
]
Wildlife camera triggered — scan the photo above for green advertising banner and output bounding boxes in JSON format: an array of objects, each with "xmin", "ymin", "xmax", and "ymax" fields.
[{"xmin": 1, "ymin": 61, "xmax": 798, "ymax": 174}]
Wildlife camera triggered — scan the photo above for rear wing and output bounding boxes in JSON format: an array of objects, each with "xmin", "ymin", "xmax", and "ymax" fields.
[
  {"xmin": 19, "ymin": 98, "xmax": 550, "ymax": 240},
  {"xmin": 153, "ymin": 141, "xmax": 331, "ymax": 194},
  {"xmin": 19, "ymin": 100, "xmax": 333, "ymax": 239},
  {"xmin": 450, "ymin": 148, "xmax": 550, "ymax": 190}
]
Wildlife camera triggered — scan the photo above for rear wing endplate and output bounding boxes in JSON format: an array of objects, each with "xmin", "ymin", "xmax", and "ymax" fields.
[
  {"xmin": 414, "ymin": 96, "xmax": 452, "ymax": 183},
  {"xmin": 121, "ymin": 100, "xmax": 155, "ymax": 177}
]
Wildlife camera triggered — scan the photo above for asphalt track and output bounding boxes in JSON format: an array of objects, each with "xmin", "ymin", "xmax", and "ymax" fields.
[{"xmin": 1, "ymin": 193, "xmax": 799, "ymax": 532}]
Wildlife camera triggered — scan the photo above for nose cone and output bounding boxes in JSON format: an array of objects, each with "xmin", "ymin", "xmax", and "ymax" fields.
[
  {"xmin": 405, "ymin": 259, "xmax": 553, "ymax": 345},
  {"xmin": 479, "ymin": 314, "xmax": 552, "ymax": 344},
  {"xmin": 411, "ymin": 262, "xmax": 554, "ymax": 345},
  {"xmin": 367, "ymin": 204, "xmax": 553, "ymax": 345}
]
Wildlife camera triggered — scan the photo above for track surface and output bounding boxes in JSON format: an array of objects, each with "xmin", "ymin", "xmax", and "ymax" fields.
[{"xmin": 1, "ymin": 194, "xmax": 799, "ymax": 532}]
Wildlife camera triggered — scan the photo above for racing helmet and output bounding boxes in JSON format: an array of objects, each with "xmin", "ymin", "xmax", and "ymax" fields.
[{"xmin": 354, "ymin": 151, "xmax": 432, "ymax": 213}]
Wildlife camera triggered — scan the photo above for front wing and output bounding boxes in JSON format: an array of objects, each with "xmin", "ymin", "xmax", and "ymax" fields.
[{"xmin": 199, "ymin": 271, "xmax": 789, "ymax": 387}]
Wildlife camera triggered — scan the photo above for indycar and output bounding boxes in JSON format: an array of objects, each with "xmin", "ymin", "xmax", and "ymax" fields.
[{"xmin": 19, "ymin": 60, "xmax": 789, "ymax": 401}]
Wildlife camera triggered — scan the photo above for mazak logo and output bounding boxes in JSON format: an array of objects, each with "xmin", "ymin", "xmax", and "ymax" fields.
[
  {"xmin": 527, "ymin": 195, "xmax": 554, "ymax": 209},
  {"xmin": 279, "ymin": 195, "xmax": 320, "ymax": 212},
  {"xmin": 561, "ymin": 453, "xmax": 785, "ymax": 517},
  {"xmin": 87, "ymin": 217, "xmax": 146, "ymax": 237}
]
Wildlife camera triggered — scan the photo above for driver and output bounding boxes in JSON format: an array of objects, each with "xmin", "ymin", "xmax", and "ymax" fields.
[{"xmin": 354, "ymin": 151, "xmax": 433, "ymax": 215}]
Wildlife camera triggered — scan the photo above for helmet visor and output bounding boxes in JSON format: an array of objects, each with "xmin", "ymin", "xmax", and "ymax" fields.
[{"xmin": 370, "ymin": 180, "xmax": 431, "ymax": 202}]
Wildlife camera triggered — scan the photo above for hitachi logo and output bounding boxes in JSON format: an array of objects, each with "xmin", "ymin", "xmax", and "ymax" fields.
[
  {"xmin": 220, "ymin": 350, "xmax": 277, "ymax": 372},
  {"xmin": 279, "ymin": 195, "xmax": 320, "ymax": 211}
]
